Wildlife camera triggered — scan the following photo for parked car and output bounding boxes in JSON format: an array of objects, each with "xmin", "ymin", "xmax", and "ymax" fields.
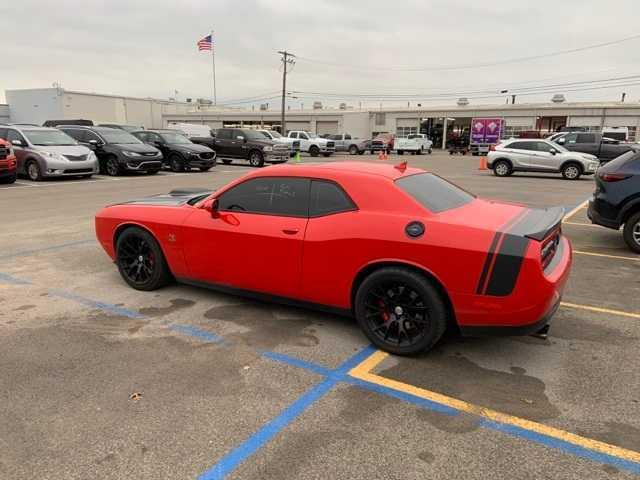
[
  {"xmin": 98, "ymin": 124, "xmax": 144, "ymax": 133},
  {"xmin": 132, "ymin": 129, "xmax": 216, "ymax": 172},
  {"xmin": 553, "ymin": 132, "xmax": 637, "ymax": 163},
  {"xmin": 43, "ymin": 119, "xmax": 93, "ymax": 127},
  {"xmin": 487, "ymin": 138, "xmax": 600, "ymax": 180},
  {"xmin": 327, "ymin": 133, "xmax": 368, "ymax": 155},
  {"xmin": 59, "ymin": 126, "xmax": 162, "ymax": 176},
  {"xmin": 588, "ymin": 150, "xmax": 640, "ymax": 253},
  {"xmin": 0, "ymin": 125, "xmax": 98, "ymax": 181},
  {"xmin": 370, "ymin": 133, "xmax": 395, "ymax": 154},
  {"xmin": 287, "ymin": 131, "xmax": 335, "ymax": 157},
  {"xmin": 395, "ymin": 133, "xmax": 433, "ymax": 155},
  {"xmin": 257, "ymin": 130, "xmax": 300, "ymax": 157},
  {"xmin": 0, "ymin": 138, "xmax": 17, "ymax": 184},
  {"xmin": 214, "ymin": 128, "xmax": 289, "ymax": 167},
  {"xmin": 95, "ymin": 161, "xmax": 571, "ymax": 355}
]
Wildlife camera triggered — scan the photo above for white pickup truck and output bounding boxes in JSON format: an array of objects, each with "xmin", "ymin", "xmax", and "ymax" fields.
[
  {"xmin": 394, "ymin": 134, "xmax": 433, "ymax": 155},
  {"xmin": 287, "ymin": 131, "xmax": 335, "ymax": 157}
]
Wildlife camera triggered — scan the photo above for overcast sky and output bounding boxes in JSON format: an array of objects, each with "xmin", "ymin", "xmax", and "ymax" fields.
[{"xmin": 2, "ymin": 0, "xmax": 640, "ymax": 108}]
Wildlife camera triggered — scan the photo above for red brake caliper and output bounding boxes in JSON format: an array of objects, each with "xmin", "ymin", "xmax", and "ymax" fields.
[{"xmin": 378, "ymin": 299, "xmax": 390, "ymax": 323}]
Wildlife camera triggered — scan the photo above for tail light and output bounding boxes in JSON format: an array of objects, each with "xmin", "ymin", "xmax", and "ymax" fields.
[
  {"xmin": 599, "ymin": 173, "xmax": 631, "ymax": 182},
  {"xmin": 540, "ymin": 228, "xmax": 561, "ymax": 270}
]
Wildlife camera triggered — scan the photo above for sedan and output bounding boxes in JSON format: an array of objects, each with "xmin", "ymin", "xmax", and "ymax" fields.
[{"xmin": 95, "ymin": 162, "xmax": 572, "ymax": 355}]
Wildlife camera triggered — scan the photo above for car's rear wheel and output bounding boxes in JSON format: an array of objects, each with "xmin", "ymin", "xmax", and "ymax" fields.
[
  {"xmin": 355, "ymin": 267, "xmax": 448, "ymax": 355},
  {"xmin": 169, "ymin": 155, "xmax": 184, "ymax": 172},
  {"xmin": 309, "ymin": 145, "xmax": 320, "ymax": 157},
  {"xmin": 561, "ymin": 163, "xmax": 582, "ymax": 180},
  {"xmin": 249, "ymin": 150, "xmax": 264, "ymax": 167},
  {"xmin": 349, "ymin": 145, "xmax": 358, "ymax": 155},
  {"xmin": 116, "ymin": 227, "xmax": 172, "ymax": 291},
  {"xmin": 26, "ymin": 161, "xmax": 43, "ymax": 181},
  {"xmin": 493, "ymin": 160, "xmax": 512, "ymax": 177},
  {"xmin": 623, "ymin": 211, "xmax": 640, "ymax": 253},
  {"xmin": 106, "ymin": 156, "xmax": 121, "ymax": 176}
]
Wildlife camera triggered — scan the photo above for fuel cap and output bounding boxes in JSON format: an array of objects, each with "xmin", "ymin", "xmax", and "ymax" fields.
[{"xmin": 405, "ymin": 221, "xmax": 425, "ymax": 238}]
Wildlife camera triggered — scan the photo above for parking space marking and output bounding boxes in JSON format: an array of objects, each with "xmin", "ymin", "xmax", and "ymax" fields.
[
  {"xmin": 349, "ymin": 350, "xmax": 640, "ymax": 473},
  {"xmin": 561, "ymin": 302, "xmax": 640, "ymax": 319},
  {"xmin": 573, "ymin": 250, "xmax": 639, "ymax": 261},
  {"xmin": 563, "ymin": 221, "xmax": 600, "ymax": 227},
  {"xmin": 0, "ymin": 272, "xmax": 32, "ymax": 285},
  {"xmin": 562, "ymin": 198, "xmax": 589, "ymax": 223},
  {"xmin": 0, "ymin": 239, "xmax": 95, "ymax": 260}
]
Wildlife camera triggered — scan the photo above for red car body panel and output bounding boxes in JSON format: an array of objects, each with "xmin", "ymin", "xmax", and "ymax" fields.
[
  {"xmin": 0, "ymin": 139, "xmax": 17, "ymax": 180},
  {"xmin": 95, "ymin": 162, "xmax": 572, "ymax": 332}
]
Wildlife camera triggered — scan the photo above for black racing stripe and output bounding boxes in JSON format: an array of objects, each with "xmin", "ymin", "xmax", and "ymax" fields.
[
  {"xmin": 485, "ymin": 233, "xmax": 530, "ymax": 296},
  {"xmin": 476, "ymin": 232, "xmax": 502, "ymax": 294}
]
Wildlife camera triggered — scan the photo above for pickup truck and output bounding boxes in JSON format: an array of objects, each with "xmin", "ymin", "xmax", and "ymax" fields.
[
  {"xmin": 369, "ymin": 133, "xmax": 394, "ymax": 154},
  {"xmin": 395, "ymin": 133, "xmax": 433, "ymax": 155},
  {"xmin": 553, "ymin": 132, "xmax": 638, "ymax": 163},
  {"xmin": 257, "ymin": 130, "xmax": 300, "ymax": 157},
  {"xmin": 287, "ymin": 131, "xmax": 335, "ymax": 157},
  {"xmin": 213, "ymin": 128, "xmax": 289, "ymax": 167},
  {"xmin": 326, "ymin": 134, "xmax": 368, "ymax": 155}
]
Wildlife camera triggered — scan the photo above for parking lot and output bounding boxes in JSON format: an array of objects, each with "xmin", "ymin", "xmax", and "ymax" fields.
[{"xmin": 1, "ymin": 152, "xmax": 639, "ymax": 479}]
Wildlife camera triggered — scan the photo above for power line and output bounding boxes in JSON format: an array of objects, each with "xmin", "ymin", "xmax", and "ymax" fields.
[{"xmin": 295, "ymin": 33, "xmax": 640, "ymax": 72}]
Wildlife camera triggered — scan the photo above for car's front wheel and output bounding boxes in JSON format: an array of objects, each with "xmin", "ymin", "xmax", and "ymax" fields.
[
  {"xmin": 105, "ymin": 156, "xmax": 122, "ymax": 176},
  {"xmin": 354, "ymin": 267, "xmax": 448, "ymax": 355},
  {"xmin": 169, "ymin": 155, "xmax": 184, "ymax": 172},
  {"xmin": 561, "ymin": 163, "xmax": 582, "ymax": 180},
  {"xmin": 493, "ymin": 160, "xmax": 512, "ymax": 177},
  {"xmin": 249, "ymin": 150, "xmax": 264, "ymax": 167},
  {"xmin": 623, "ymin": 211, "xmax": 640, "ymax": 253},
  {"xmin": 26, "ymin": 161, "xmax": 43, "ymax": 181},
  {"xmin": 309, "ymin": 145, "xmax": 320, "ymax": 157},
  {"xmin": 116, "ymin": 227, "xmax": 172, "ymax": 291}
]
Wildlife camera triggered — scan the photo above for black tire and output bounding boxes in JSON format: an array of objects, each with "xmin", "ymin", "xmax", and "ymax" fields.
[
  {"xmin": 116, "ymin": 227, "xmax": 172, "ymax": 291},
  {"xmin": 169, "ymin": 154, "xmax": 184, "ymax": 172},
  {"xmin": 493, "ymin": 160, "xmax": 512, "ymax": 177},
  {"xmin": 222, "ymin": 159, "xmax": 232, "ymax": 165},
  {"xmin": 200, "ymin": 166, "xmax": 212, "ymax": 172},
  {"xmin": 248, "ymin": 150, "xmax": 264, "ymax": 167},
  {"xmin": 622, "ymin": 211, "xmax": 640, "ymax": 254},
  {"xmin": 309, "ymin": 145, "xmax": 320, "ymax": 157},
  {"xmin": 398, "ymin": 150, "xmax": 404, "ymax": 155},
  {"xmin": 26, "ymin": 160, "xmax": 43, "ymax": 181},
  {"xmin": 146, "ymin": 169, "xmax": 160, "ymax": 175},
  {"xmin": 79, "ymin": 174, "xmax": 93, "ymax": 179},
  {"xmin": 348, "ymin": 145, "xmax": 359, "ymax": 155},
  {"xmin": 358, "ymin": 150, "xmax": 364, "ymax": 155},
  {"xmin": 428, "ymin": 148, "xmax": 433, "ymax": 154},
  {"xmin": 0, "ymin": 173, "xmax": 17, "ymax": 184},
  {"xmin": 561, "ymin": 162, "xmax": 582, "ymax": 180},
  {"xmin": 370, "ymin": 150, "xmax": 375, "ymax": 155},
  {"xmin": 105, "ymin": 156, "xmax": 122, "ymax": 176},
  {"xmin": 322, "ymin": 152, "xmax": 332, "ymax": 157},
  {"xmin": 354, "ymin": 267, "xmax": 448, "ymax": 355}
]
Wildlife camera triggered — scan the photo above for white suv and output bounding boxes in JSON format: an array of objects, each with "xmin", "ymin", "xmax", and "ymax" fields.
[{"xmin": 487, "ymin": 138, "xmax": 599, "ymax": 180}]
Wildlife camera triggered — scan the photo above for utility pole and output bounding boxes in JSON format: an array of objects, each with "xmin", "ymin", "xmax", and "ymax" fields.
[{"xmin": 278, "ymin": 50, "xmax": 295, "ymax": 134}]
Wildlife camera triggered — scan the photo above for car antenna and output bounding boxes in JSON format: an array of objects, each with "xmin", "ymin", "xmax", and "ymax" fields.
[{"xmin": 394, "ymin": 161, "xmax": 408, "ymax": 173}]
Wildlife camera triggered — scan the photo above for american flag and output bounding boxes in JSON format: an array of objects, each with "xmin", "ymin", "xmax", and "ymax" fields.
[{"xmin": 197, "ymin": 34, "xmax": 213, "ymax": 51}]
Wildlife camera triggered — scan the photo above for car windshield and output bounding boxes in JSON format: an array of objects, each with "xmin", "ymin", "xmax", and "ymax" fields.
[
  {"xmin": 160, "ymin": 132, "xmax": 192, "ymax": 144},
  {"xmin": 396, "ymin": 173, "xmax": 475, "ymax": 213},
  {"xmin": 99, "ymin": 129, "xmax": 142, "ymax": 144},
  {"xmin": 244, "ymin": 130, "xmax": 267, "ymax": 140},
  {"xmin": 24, "ymin": 129, "xmax": 77, "ymax": 146},
  {"xmin": 549, "ymin": 141, "xmax": 569, "ymax": 152}
]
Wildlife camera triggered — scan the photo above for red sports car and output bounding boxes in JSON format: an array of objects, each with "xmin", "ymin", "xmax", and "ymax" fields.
[{"xmin": 95, "ymin": 162, "xmax": 572, "ymax": 355}]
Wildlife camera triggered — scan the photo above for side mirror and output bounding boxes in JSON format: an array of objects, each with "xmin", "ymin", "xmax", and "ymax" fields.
[
  {"xmin": 556, "ymin": 137, "xmax": 566, "ymax": 145},
  {"xmin": 549, "ymin": 148, "xmax": 557, "ymax": 155},
  {"xmin": 11, "ymin": 139, "xmax": 22, "ymax": 146},
  {"xmin": 236, "ymin": 135, "xmax": 245, "ymax": 141},
  {"xmin": 210, "ymin": 198, "xmax": 219, "ymax": 218}
]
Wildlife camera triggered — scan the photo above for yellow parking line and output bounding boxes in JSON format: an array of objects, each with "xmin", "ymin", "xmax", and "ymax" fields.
[
  {"xmin": 562, "ymin": 199, "xmax": 589, "ymax": 222},
  {"xmin": 573, "ymin": 250, "xmax": 639, "ymax": 261},
  {"xmin": 561, "ymin": 302, "xmax": 640, "ymax": 319},
  {"xmin": 349, "ymin": 350, "xmax": 640, "ymax": 463}
]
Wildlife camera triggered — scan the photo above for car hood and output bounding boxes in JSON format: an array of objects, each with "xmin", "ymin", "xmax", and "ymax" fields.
[
  {"xmin": 33, "ymin": 145, "xmax": 92, "ymax": 155},
  {"xmin": 112, "ymin": 143, "xmax": 160, "ymax": 153},
  {"xmin": 115, "ymin": 188, "xmax": 213, "ymax": 207},
  {"xmin": 170, "ymin": 143, "xmax": 213, "ymax": 153}
]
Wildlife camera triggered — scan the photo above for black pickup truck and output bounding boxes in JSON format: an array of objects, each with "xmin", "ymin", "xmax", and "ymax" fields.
[{"xmin": 554, "ymin": 132, "xmax": 638, "ymax": 163}]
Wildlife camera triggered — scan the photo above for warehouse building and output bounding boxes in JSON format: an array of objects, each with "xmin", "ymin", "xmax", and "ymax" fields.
[{"xmin": 5, "ymin": 88, "xmax": 640, "ymax": 145}]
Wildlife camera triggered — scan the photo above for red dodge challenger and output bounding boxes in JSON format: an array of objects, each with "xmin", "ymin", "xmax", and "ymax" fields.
[{"xmin": 95, "ymin": 162, "xmax": 572, "ymax": 355}]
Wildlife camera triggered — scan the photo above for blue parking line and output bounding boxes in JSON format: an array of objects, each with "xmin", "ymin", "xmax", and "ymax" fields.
[
  {"xmin": 169, "ymin": 324, "xmax": 226, "ymax": 344},
  {"xmin": 47, "ymin": 289, "xmax": 144, "ymax": 319},
  {"xmin": 0, "ymin": 239, "xmax": 95, "ymax": 260},
  {"xmin": 261, "ymin": 351, "xmax": 333, "ymax": 377},
  {"xmin": 0, "ymin": 272, "xmax": 32, "ymax": 285}
]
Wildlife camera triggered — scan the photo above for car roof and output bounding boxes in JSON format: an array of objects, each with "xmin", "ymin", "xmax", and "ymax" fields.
[
  {"xmin": 248, "ymin": 161, "xmax": 424, "ymax": 181},
  {"xmin": 6, "ymin": 125, "xmax": 59, "ymax": 132}
]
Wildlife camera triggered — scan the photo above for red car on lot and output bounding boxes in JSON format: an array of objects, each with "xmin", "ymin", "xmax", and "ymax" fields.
[
  {"xmin": 0, "ymin": 138, "xmax": 17, "ymax": 184},
  {"xmin": 95, "ymin": 162, "xmax": 572, "ymax": 355}
]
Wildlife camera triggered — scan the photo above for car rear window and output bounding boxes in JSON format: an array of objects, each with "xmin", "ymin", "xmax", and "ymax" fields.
[
  {"xmin": 396, "ymin": 173, "xmax": 474, "ymax": 213},
  {"xmin": 602, "ymin": 150, "xmax": 640, "ymax": 170}
]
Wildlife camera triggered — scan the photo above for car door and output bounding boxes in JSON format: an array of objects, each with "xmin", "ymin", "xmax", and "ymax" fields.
[
  {"xmin": 181, "ymin": 176, "xmax": 310, "ymax": 298},
  {"xmin": 531, "ymin": 141, "xmax": 560, "ymax": 170},
  {"xmin": 504, "ymin": 141, "xmax": 537, "ymax": 168},
  {"xmin": 574, "ymin": 133, "xmax": 599, "ymax": 157},
  {"xmin": 6, "ymin": 129, "xmax": 29, "ymax": 173},
  {"xmin": 213, "ymin": 129, "xmax": 231, "ymax": 157},
  {"xmin": 231, "ymin": 130, "xmax": 247, "ymax": 158}
]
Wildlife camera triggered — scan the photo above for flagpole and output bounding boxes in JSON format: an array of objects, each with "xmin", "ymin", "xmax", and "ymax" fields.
[{"xmin": 211, "ymin": 30, "xmax": 217, "ymax": 106}]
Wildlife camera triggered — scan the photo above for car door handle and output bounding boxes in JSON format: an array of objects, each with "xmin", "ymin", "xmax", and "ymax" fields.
[{"xmin": 282, "ymin": 228, "xmax": 299, "ymax": 235}]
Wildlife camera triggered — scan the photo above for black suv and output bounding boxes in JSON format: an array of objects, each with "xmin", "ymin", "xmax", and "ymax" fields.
[
  {"xmin": 214, "ymin": 128, "xmax": 289, "ymax": 167},
  {"xmin": 59, "ymin": 126, "xmax": 162, "ymax": 176},
  {"xmin": 588, "ymin": 150, "xmax": 640, "ymax": 252},
  {"xmin": 132, "ymin": 130, "xmax": 216, "ymax": 172}
]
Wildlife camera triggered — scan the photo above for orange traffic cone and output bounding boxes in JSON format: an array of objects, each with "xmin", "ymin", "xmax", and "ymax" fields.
[{"xmin": 479, "ymin": 156, "xmax": 488, "ymax": 170}]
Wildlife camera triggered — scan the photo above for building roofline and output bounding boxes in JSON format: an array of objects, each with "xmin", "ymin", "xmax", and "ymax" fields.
[{"xmin": 5, "ymin": 87, "xmax": 192, "ymax": 106}]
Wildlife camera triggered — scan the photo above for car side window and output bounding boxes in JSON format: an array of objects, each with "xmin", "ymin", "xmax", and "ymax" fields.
[
  {"xmin": 508, "ymin": 141, "xmax": 536, "ymax": 151},
  {"xmin": 216, "ymin": 129, "xmax": 230, "ymax": 140},
  {"xmin": 83, "ymin": 131, "xmax": 102, "ymax": 143},
  {"xmin": 289, "ymin": 132, "xmax": 298, "ymax": 139},
  {"xmin": 300, "ymin": 133, "xmax": 309, "ymax": 140},
  {"xmin": 564, "ymin": 133, "xmax": 578, "ymax": 144},
  {"xmin": 309, "ymin": 180, "xmax": 356, "ymax": 217},
  {"xmin": 7, "ymin": 130, "xmax": 26, "ymax": 145},
  {"xmin": 577, "ymin": 133, "xmax": 596, "ymax": 143},
  {"xmin": 62, "ymin": 129, "xmax": 82, "ymax": 141},
  {"xmin": 218, "ymin": 177, "xmax": 311, "ymax": 217},
  {"xmin": 345, "ymin": 134, "xmax": 351, "ymax": 140},
  {"xmin": 535, "ymin": 142, "xmax": 555, "ymax": 153}
]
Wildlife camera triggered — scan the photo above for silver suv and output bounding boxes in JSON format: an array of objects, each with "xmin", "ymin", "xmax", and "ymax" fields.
[
  {"xmin": 487, "ymin": 138, "xmax": 600, "ymax": 180},
  {"xmin": 0, "ymin": 125, "xmax": 98, "ymax": 180}
]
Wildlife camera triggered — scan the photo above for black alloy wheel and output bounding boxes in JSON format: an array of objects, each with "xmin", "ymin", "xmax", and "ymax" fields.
[
  {"xmin": 355, "ymin": 267, "xmax": 447, "ymax": 355},
  {"xmin": 116, "ymin": 227, "xmax": 172, "ymax": 291},
  {"xmin": 170, "ymin": 155, "xmax": 184, "ymax": 172},
  {"xmin": 106, "ymin": 156, "xmax": 121, "ymax": 176},
  {"xmin": 309, "ymin": 145, "xmax": 320, "ymax": 157}
]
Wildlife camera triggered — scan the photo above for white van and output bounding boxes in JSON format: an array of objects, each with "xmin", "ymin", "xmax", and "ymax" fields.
[{"xmin": 167, "ymin": 122, "xmax": 213, "ymax": 138}]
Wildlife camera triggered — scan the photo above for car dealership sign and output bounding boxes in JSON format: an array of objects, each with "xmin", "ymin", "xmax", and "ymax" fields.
[{"xmin": 471, "ymin": 117, "xmax": 504, "ymax": 144}]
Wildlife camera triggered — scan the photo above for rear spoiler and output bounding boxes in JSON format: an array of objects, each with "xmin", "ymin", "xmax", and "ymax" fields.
[{"xmin": 512, "ymin": 207, "xmax": 564, "ymax": 241}]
